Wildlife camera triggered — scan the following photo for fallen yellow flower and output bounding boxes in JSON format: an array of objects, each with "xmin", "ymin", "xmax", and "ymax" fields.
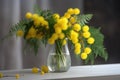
[{"xmin": 41, "ymin": 65, "xmax": 49, "ymax": 73}]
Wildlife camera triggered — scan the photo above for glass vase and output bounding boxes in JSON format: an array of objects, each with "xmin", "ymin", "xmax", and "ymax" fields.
[{"xmin": 47, "ymin": 42, "xmax": 71, "ymax": 72}]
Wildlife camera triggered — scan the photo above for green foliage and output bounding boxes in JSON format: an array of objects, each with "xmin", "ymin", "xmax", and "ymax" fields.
[
  {"xmin": 1, "ymin": 19, "xmax": 30, "ymax": 42},
  {"xmin": 9, "ymin": 19, "xmax": 30, "ymax": 34},
  {"xmin": 77, "ymin": 14, "xmax": 108, "ymax": 64},
  {"xmin": 77, "ymin": 14, "xmax": 93, "ymax": 26},
  {"xmin": 34, "ymin": 6, "xmax": 53, "ymax": 20},
  {"xmin": 85, "ymin": 27, "xmax": 108, "ymax": 64}
]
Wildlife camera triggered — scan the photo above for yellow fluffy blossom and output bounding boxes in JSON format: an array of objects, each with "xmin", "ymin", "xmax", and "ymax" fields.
[
  {"xmin": 41, "ymin": 65, "xmax": 49, "ymax": 73},
  {"xmin": 32, "ymin": 14, "xmax": 39, "ymax": 21},
  {"xmin": 72, "ymin": 38, "xmax": 78, "ymax": 44},
  {"xmin": 84, "ymin": 47, "xmax": 92, "ymax": 54},
  {"xmin": 59, "ymin": 17, "xmax": 68, "ymax": 24},
  {"xmin": 73, "ymin": 23, "xmax": 81, "ymax": 31},
  {"xmin": 61, "ymin": 24, "xmax": 68, "ymax": 30},
  {"xmin": 15, "ymin": 74, "xmax": 20, "ymax": 79},
  {"xmin": 74, "ymin": 8, "xmax": 80, "ymax": 15},
  {"xmin": 0, "ymin": 73, "xmax": 3, "ymax": 78},
  {"xmin": 52, "ymin": 33, "xmax": 58, "ymax": 40},
  {"xmin": 32, "ymin": 67, "xmax": 39, "ymax": 73},
  {"xmin": 26, "ymin": 27, "xmax": 36, "ymax": 38},
  {"xmin": 58, "ymin": 32, "xmax": 65, "ymax": 39},
  {"xmin": 87, "ymin": 37, "xmax": 95, "ymax": 44},
  {"xmin": 64, "ymin": 13, "xmax": 71, "ymax": 19},
  {"xmin": 41, "ymin": 20, "xmax": 49, "ymax": 27},
  {"xmin": 74, "ymin": 48, "xmax": 81, "ymax": 55},
  {"xmin": 34, "ymin": 16, "xmax": 45, "ymax": 26},
  {"xmin": 25, "ymin": 12, "xmax": 32, "ymax": 19},
  {"xmin": 82, "ymin": 25, "xmax": 89, "ymax": 32},
  {"xmin": 55, "ymin": 27, "xmax": 62, "ymax": 34},
  {"xmin": 16, "ymin": 30, "xmax": 24, "ymax": 37},
  {"xmin": 75, "ymin": 43, "xmax": 81, "ymax": 48},
  {"xmin": 29, "ymin": 27, "xmax": 36, "ymax": 34},
  {"xmin": 40, "ymin": 71, "xmax": 45, "ymax": 75},
  {"xmin": 34, "ymin": 20, "xmax": 40, "ymax": 26},
  {"xmin": 53, "ymin": 13, "xmax": 60, "ymax": 20},
  {"xmin": 67, "ymin": 8, "xmax": 74, "ymax": 15},
  {"xmin": 48, "ymin": 38, "xmax": 55, "ymax": 45},
  {"xmin": 62, "ymin": 39, "xmax": 67, "ymax": 46},
  {"xmin": 81, "ymin": 53, "xmax": 88, "ymax": 60},
  {"xmin": 38, "ymin": 16, "xmax": 44, "ymax": 21},
  {"xmin": 70, "ymin": 30, "xmax": 78, "ymax": 39},
  {"xmin": 70, "ymin": 17, "xmax": 76, "ymax": 24},
  {"xmin": 83, "ymin": 32, "xmax": 91, "ymax": 38}
]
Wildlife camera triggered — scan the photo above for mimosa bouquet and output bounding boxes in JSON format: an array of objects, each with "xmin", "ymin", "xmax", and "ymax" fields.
[{"xmin": 2, "ymin": 7, "xmax": 108, "ymax": 65}]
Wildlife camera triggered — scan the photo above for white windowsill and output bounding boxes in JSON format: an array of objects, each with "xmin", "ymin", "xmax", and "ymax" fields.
[{"xmin": 0, "ymin": 63, "xmax": 120, "ymax": 80}]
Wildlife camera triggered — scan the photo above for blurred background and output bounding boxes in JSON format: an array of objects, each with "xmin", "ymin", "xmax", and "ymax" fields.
[{"xmin": 0, "ymin": 0, "xmax": 120, "ymax": 70}]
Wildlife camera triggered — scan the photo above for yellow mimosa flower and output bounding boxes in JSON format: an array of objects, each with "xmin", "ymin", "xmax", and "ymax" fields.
[
  {"xmin": 75, "ymin": 43, "xmax": 81, "ymax": 48},
  {"xmin": 32, "ymin": 67, "xmax": 39, "ymax": 73},
  {"xmin": 32, "ymin": 14, "xmax": 39, "ymax": 21},
  {"xmin": 70, "ymin": 17, "xmax": 76, "ymax": 24},
  {"xmin": 82, "ymin": 25, "xmax": 89, "ymax": 32},
  {"xmin": 34, "ymin": 20, "xmax": 40, "ymax": 26},
  {"xmin": 67, "ymin": 8, "xmax": 74, "ymax": 15},
  {"xmin": 41, "ymin": 20, "xmax": 48, "ymax": 26},
  {"xmin": 61, "ymin": 24, "xmax": 68, "ymax": 30},
  {"xmin": 15, "ymin": 74, "xmax": 20, "ymax": 79},
  {"xmin": 28, "ymin": 27, "xmax": 36, "ymax": 38},
  {"xmin": 16, "ymin": 30, "xmax": 24, "ymax": 37},
  {"xmin": 48, "ymin": 38, "xmax": 55, "ymax": 45},
  {"xmin": 25, "ymin": 12, "xmax": 32, "ymax": 19},
  {"xmin": 52, "ymin": 33, "xmax": 58, "ymax": 40},
  {"xmin": 62, "ymin": 39, "xmax": 67, "ymax": 46},
  {"xmin": 81, "ymin": 53, "xmax": 87, "ymax": 60},
  {"xmin": 0, "ymin": 73, "xmax": 3, "ymax": 78},
  {"xmin": 64, "ymin": 13, "xmax": 71, "ymax": 19},
  {"xmin": 84, "ymin": 47, "xmax": 92, "ymax": 54},
  {"xmin": 72, "ymin": 38, "xmax": 78, "ymax": 44},
  {"xmin": 73, "ymin": 23, "xmax": 81, "ymax": 31},
  {"xmin": 41, "ymin": 65, "xmax": 49, "ymax": 73},
  {"xmin": 74, "ymin": 8, "xmax": 80, "ymax": 15},
  {"xmin": 53, "ymin": 13, "xmax": 60, "ymax": 19},
  {"xmin": 55, "ymin": 27, "xmax": 62, "ymax": 34},
  {"xmin": 38, "ymin": 16, "xmax": 44, "ymax": 22},
  {"xmin": 40, "ymin": 71, "xmax": 45, "ymax": 75},
  {"xmin": 74, "ymin": 48, "xmax": 81, "ymax": 55},
  {"xmin": 83, "ymin": 31, "xmax": 91, "ymax": 38},
  {"xmin": 59, "ymin": 17, "xmax": 68, "ymax": 24},
  {"xmin": 70, "ymin": 30, "xmax": 78, "ymax": 39},
  {"xmin": 87, "ymin": 37, "xmax": 95, "ymax": 44},
  {"xmin": 58, "ymin": 32, "xmax": 65, "ymax": 39}
]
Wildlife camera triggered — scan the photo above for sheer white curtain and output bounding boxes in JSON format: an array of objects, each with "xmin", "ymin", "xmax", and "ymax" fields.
[{"xmin": 0, "ymin": 0, "xmax": 83, "ymax": 70}]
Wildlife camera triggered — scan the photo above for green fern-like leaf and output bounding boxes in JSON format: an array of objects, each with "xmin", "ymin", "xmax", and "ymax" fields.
[
  {"xmin": 85, "ymin": 27, "xmax": 108, "ymax": 64},
  {"xmin": 9, "ymin": 19, "xmax": 30, "ymax": 35},
  {"xmin": 34, "ymin": 5, "xmax": 53, "ymax": 20},
  {"xmin": 77, "ymin": 14, "xmax": 93, "ymax": 26},
  {"xmin": 1, "ymin": 19, "xmax": 30, "ymax": 41},
  {"xmin": 34, "ymin": 5, "xmax": 42, "ymax": 15}
]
